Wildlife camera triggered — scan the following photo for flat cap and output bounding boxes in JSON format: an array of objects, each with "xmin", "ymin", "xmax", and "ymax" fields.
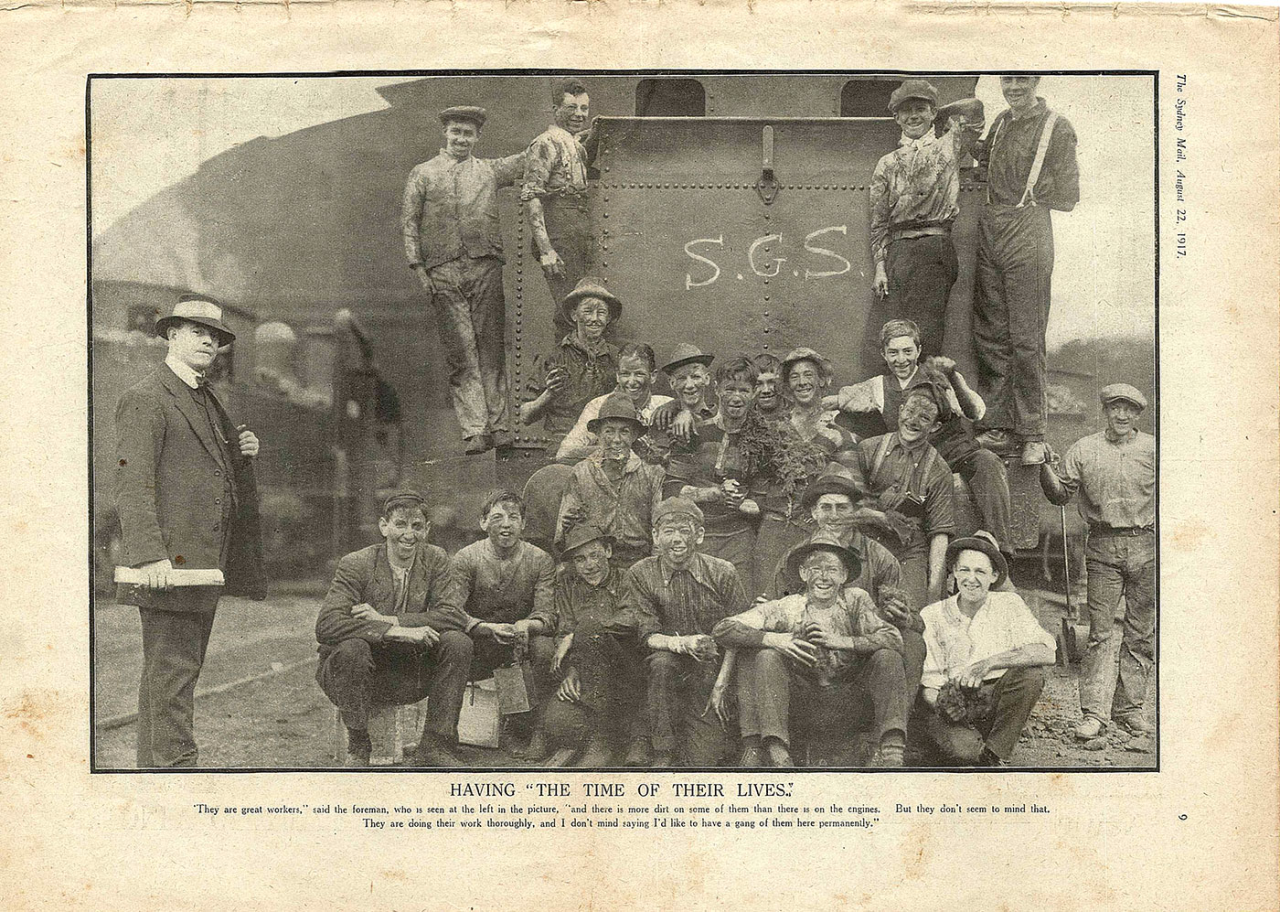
[
  {"xmin": 781, "ymin": 347, "xmax": 834, "ymax": 382},
  {"xmin": 1099, "ymin": 383, "xmax": 1148, "ymax": 411},
  {"xmin": 439, "ymin": 105, "xmax": 487, "ymax": 128},
  {"xmin": 653, "ymin": 496, "xmax": 704, "ymax": 528},
  {"xmin": 888, "ymin": 79, "xmax": 939, "ymax": 113}
]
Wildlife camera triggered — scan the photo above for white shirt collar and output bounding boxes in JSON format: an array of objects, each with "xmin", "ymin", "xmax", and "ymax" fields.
[
  {"xmin": 899, "ymin": 129, "xmax": 939, "ymax": 152},
  {"xmin": 165, "ymin": 354, "xmax": 203, "ymax": 389}
]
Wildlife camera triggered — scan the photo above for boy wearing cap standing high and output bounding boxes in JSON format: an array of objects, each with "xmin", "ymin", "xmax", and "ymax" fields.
[
  {"xmin": 114, "ymin": 294, "xmax": 265, "ymax": 767},
  {"xmin": 1039, "ymin": 384, "xmax": 1155, "ymax": 741},
  {"xmin": 402, "ymin": 105, "xmax": 525, "ymax": 455},
  {"xmin": 871, "ymin": 80, "xmax": 984, "ymax": 353},
  {"xmin": 315, "ymin": 491, "xmax": 472, "ymax": 767}
]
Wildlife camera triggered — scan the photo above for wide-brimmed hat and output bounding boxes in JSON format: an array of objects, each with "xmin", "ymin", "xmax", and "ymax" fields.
[
  {"xmin": 155, "ymin": 294, "xmax": 236, "ymax": 346},
  {"xmin": 652, "ymin": 496, "xmax": 704, "ymax": 528},
  {"xmin": 661, "ymin": 343, "xmax": 715, "ymax": 376},
  {"xmin": 439, "ymin": 105, "xmax": 487, "ymax": 129},
  {"xmin": 781, "ymin": 347, "xmax": 833, "ymax": 383},
  {"xmin": 561, "ymin": 277, "xmax": 622, "ymax": 323},
  {"xmin": 561, "ymin": 523, "xmax": 614, "ymax": 558},
  {"xmin": 587, "ymin": 393, "xmax": 647, "ymax": 437},
  {"xmin": 945, "ymin": 530, "xmax": 1009, "ymax": 587},
  {"xmin": 799, "ymin": 464, "xmax": 867, "ymax": 514},
  {"xmin": 784, "ymin": 535, "xmax": 862, "ymax": 591},
  {"xmin": 1099, "ymin": 383, "xmax": 1148, "ymax": 412},
  {"xmin": 888, "ymin": 79, "xmax": 939, "ymax": 113}
]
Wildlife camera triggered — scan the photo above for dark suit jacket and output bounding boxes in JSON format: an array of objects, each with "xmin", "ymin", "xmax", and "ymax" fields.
[
  {"xmin": 315, "ymin": 542, "xmax": 465, "ymax": 654},
  {"xmin": 114, "ymin": 363, "xmax": 266, "ymax": 607}
]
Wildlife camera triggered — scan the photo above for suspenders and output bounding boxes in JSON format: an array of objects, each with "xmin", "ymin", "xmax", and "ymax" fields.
[
  {"xmin": 869, "ymin": 434, "xmax": 939, "ymax": 497},
  {"xmin": 986, "ymin": 109, "xmax": 1060, "ymax": 208}
]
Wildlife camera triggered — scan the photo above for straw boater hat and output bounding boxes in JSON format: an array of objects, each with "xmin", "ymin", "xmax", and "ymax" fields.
[
  {"xmin": 799, "ymin": 464, "xmax": 867, "ymax": 514},
  {"xmin": 438, "ymin": 105, "xmax": 488, "ymax": 129},
  {"xmin": 660, "ymin": 343, "xmax": 715, "ymax": 376},
  {"xmin": 155, "ymin": 294, "xmax": 236, "ymax": 346},
  {"xmin": 1098, "ymin": 383, "xmax": 1148, "ymax": 411},
  {"xmin": 586, "ymin": 394, "xmax": 647, "ymax": 437},
  {"xmin": 561, "ymin": 277, "xmax": 622, "ymax": 323},
  {"xmin": 945, "ymin": 530, "xmax": 1009, "ymax": 588},
  {"xmin": 784, "ymin": 535, "xmax": 862, "ymax": 592},
  {"xmin": 561, "ymin": 523, "xmax": 614, "ymax": 558},
  {"xmin": 888, "ymin": 79, "xmax": 939, "ymax": 112}
]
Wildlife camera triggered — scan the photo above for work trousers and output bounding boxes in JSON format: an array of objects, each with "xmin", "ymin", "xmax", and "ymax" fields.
[
  {"xmin": 470, "ymin": 634, "xmax": 557, "ymax": 696},
  {"xmin": 922, "ymin": 665, "xmax": 1046, "ymax": 763},
  {"xmin": 645, "ymin": 651, "xmax": 730, "ymax": 766},
  {"xmin": 541, "ymin": 197, "xmax": 592, "ymax": 340},
  {"xmin": 953, "ymin": 448, "xmax": 1014, "ymax": 553},
  {"xmin": 899, "ymin": 550, "xmax": 930, "ymax": 621},
  {"xmin": 701, "ymin": 524, "xmax": 757, "ymax": 598},
  {"xmin": 542, "ymin": 626, "xmax": 646, "ymax": 750},
  {"xmin": 736, "ymin": 648, "xmax": 908, "ymax": 748},
  {"xmin": 885, "ymin": 234, "xmax": 958, "ymax": 356},
  {"xmin": 316, "ymin": 632, "xmax": 473, "ymax": 743},
  {"xmin": 973, "ymin": 203, "xmax": 1055, "ymax": 440},
  {"xmin": 1079, "ymin": 531, "xmax": 1156, "ymax": 723},
  {"xmin": 136, "ymin": 598, "xmax": 218, "ymax": 768},
  {"xmin": 426, "ymin": 255, "xmax": 509, "ymax": 440}
]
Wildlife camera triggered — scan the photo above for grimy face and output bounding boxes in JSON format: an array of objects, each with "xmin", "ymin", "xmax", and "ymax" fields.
[
  {"xmin": 571, "ymin": 539, "xmax": 612, "ymax": 586},
  {"xmin": 573, "ymin": 298, "xmax": 611, "ymax": 343},
  {"xmin": 481, "ymin": 500, "xmax": 524, "ymax": 550},
  {"xmin": 616, "ymin": 354, "xmax": 654, "ymax": 401},
  {"xmin": 787, "ymin": 359, "xmax": 825, "ymax": 406},
  {"xmin": 167, "ymin": 320, "xmax": 221, "ymax": 373},
  {"xmin": 653, "ymin": 515, "xmax": 703, "ymax": 567},
  {"xmin": 718, "ymin": 378, "xmax": 755, "ymax": 422},
  {"xmin": 554, "ymin": 92, "xmax": 590, "ymax": 133},
  {"xmin": 811, "ymin": 493, "xmax": 856, "ymax": 535},
  {"xmin": 1104, "ymin": 400, "xmax": 1141, "ymax": 437},
  {"xmin": 670, "ymin": 363, "xmax": 711, "ymax": 408},
  {"xmin": 754, "ymin": 370, "xmax": 782, "ymax": 413},
  {"xmin": 379, "ymin": 506, "xmax": 429, "ymax": 564},
  {"xmin": 799, "ymin": 551, "xmax": 849, "ymax": 601},
  {"xmin": 598, "ymin": 418, "xmax": 638, "ymax": 460},
  {"xmin": 442, "ymin": 120, "xmax": 479, "ymax": 159},
  {"xmin": 894, "ymin": 99, "xmax": 937, "ymax": 140}
]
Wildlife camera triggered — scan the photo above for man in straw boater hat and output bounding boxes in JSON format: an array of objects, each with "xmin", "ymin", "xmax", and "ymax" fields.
[
  {"xmin": 619, "ymin": 496, "xmax": 746, "ymax": 767},
  {"xmin": 519, "ymin": 277, "xmax": 621, "ymax": 446},
  {"xmin": 870, "ymin": 79, "xmax": 984, "ymax": 353},
  {"xmin": 556, "ymin": 394, "xmax": 665, "ymax": 569},
  {"xmin": 114, "ymin": 293, "xmax": 266, "ymax": 767},
  {"xmin": 713, "ymin": 536, "xmax": 909, "ymax": 767},
  {"xmin": 401, "ymin": 104, "xmax": 525, "ymax": 455},
  {"xmin": 1038, "ymin": 383, "xmax": 1155, "ymax": 742},
  {"xmin": 917, "ymin": 530, "xmax": 1056, "ymax": 766}
]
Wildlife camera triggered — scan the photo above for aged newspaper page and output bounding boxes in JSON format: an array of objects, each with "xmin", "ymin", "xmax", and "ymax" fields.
[{"xmin": 1, "ymin": 2, "xmax": 1277, "ymax": 909}]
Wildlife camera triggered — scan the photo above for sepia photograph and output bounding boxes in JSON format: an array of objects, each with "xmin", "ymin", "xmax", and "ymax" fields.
[{"xmin": 89, "ymin": 71, "xmax": 1157, "ymax": 773}]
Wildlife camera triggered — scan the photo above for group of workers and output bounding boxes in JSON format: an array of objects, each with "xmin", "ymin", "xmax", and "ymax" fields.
[{"xmin": 113, "ymin": 73, "xmax": 1155, "ymax": 770}]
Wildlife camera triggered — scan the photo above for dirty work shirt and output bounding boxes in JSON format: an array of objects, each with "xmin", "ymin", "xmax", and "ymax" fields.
[
  {"xmin": 529, "ymin": 336, "xmax": 620, "ymax": 436},
  {"xmin": 1056, "ymin": 429, "xmax": 1155, "ymax": 530},
  {"xmin": 556, "ymin": 392, "xmax": 675, "ymax": 463},
  {"xmin": 401, "ymin": 150, "xmax": 526, "ymax": 270},
  {"xmin": 713, "ymin": 590, "xmax": 903, "ymax": 681},
  {"xmin": 855, "ymin": 432, "xmax": 956, "ymax": 557},
  {"xmin": 521, "ymin": 125, "xmax": 589, "ymax": 204},
  {"xmin": 982, "ymin": 99, "xmax": 1079, "ymax": 211},
  {"xmin": 551, "ymin": 564, "xmax": 626, "ymax": 636},
  {"xmin": 445, "ymin": 539, "xmax": 557, "ymax": 630},
  {"xmin": 558, "ymin": 451, "xmax": 665, "ymax": 556},
  {"xmin": 920, "ymin": 591, "xmax": 1056, "ymax": 691},
  {"xmin": 623, "ymin": 552, "xmax": 748, "ymax": 642},
  {"xmin": 869, "ymin": 122, "xmax": 982, "ymax": 267}
]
